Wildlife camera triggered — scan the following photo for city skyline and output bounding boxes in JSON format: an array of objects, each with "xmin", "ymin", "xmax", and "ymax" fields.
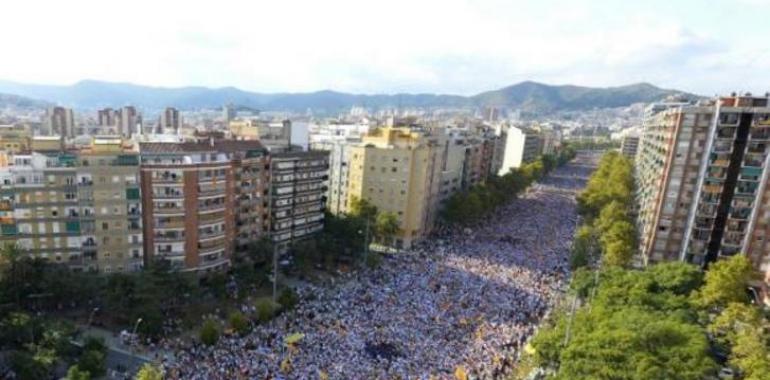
[{"xmin": 2, "ymin": 0, "xmax": 769, "ymax": 96}]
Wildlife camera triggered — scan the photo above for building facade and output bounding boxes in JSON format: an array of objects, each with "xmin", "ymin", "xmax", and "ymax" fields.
[
  {"xmin": 347, "ymin": 127, "xmax": 444, "ymax": 248},
  {"xmin": 139, "ymin": 142, "xmax": 235, "ymax": 273},
  {"xmin": 497, "ymin": 125, "xmax": 542, "ymax": 175},
  {"xmin": 636, "ymin": 94, "xmax": 770, "ymax": 280},
  {"xmin": 268, "ymin": 149, "xmax": 329, "ymax": 251},
  {"xmin": 0, "ymin": 140, "xmax": 143, "ymax": 273}
]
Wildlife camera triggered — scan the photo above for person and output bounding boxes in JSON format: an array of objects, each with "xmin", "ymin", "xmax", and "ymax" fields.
[{"xmin": 165, "ymin": 158, "xmax": 591, "ymax": 379}]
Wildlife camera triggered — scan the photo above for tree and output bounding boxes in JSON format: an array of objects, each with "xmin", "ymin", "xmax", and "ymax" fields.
[
  {"xmin": 729, "ymin": 328, "xmax": 770, "ymax": 380},
  {"xmin": 255, "ymin": 297, "xmax": 279, "ymax": 323},
  {"xmin": 248, "ymin": 237, "xmax": 274, "ymax": 265},
  {"xmin": 199, "ymin": 319, "xmax": 220, "ymax": 346},
  {"xmin": 77, "ymin": 349, "xmax": 106, "ymax": 378},
  {"xmin": 375, "ymin": 212, "xmax": 400, "ymax": 247},
  {"xmin": 349, "ymin": 196, "xmax": 378, "ymax": 221},
  {"xmin": 228, "ymin": 311, "xmax": 250, "ymax": 335},
  {"xmin": 65, "ymin": 365, "xmax": 91, "ymax": 380},
  {"xmin": 135, "ymin": 363, "xmax": 164, "ymax": 380},
  {"xmin": 708, "ymin": 302, "xmax": 762, "ymax": 347},
  {"xmin": 695, "ymin": 255, "xmax": 754, "ymax": 309},
  {"xmin": 292, "ymin": 239, "xmax": 320, "ymax": 275},
  {"xmin": 277, "ymin": 287, "xmax": 299, "ymax": 311},
  {"xmin": 8, "ymin": 351, "xmax": 49, "ymax": 380},
  {"xmin": 600, "ymin": 221, "xmax": 636, "ymax": 267},
  {"xmin": 570, "ymin": 225, "xmax": 596, "ymax": 269}
]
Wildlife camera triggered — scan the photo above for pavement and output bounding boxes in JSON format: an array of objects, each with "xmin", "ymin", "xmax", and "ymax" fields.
[{"xmin": 74, "ymin": 324, "xmax": 153, "ymax": 379}]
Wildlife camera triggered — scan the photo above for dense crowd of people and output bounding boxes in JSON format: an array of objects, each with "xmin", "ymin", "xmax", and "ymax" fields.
[{"xmin": 163, "ymin": 158, "xmax": 593, "ymax": 380}]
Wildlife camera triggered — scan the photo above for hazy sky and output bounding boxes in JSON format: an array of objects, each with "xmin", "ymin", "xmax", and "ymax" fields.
[{"xmin": 3, "ymin": 0, "xmax": 769, "ymax": 95}]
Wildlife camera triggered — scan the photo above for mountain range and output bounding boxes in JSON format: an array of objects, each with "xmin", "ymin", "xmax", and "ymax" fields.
[{"xmin": 0, "ymin": 79, "xmax": 694, "ymax": 114}]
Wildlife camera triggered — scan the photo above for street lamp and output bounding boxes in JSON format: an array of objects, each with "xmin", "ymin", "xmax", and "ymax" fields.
[
  {"xmin": 129, "ymin": 317, "xmax": 143, "ymax": 371},
  {"xmin": 132, "ymin": 318, "xmax": 143, "ymax": 336},
  {"xmin": 87, "ymin": 307, "xmax": 100, "ymax": 328}
]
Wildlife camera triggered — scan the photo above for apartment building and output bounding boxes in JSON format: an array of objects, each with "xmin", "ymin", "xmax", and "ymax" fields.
[
  {"xmin": 268, "ymin": 148, "xmax": 329, "ymax": 251},
  {"xmin": 636, "ymin": 94, "xmax": 770, "ymax": 278},
  {"xmin": 620, "ymin": 130, "xmax": 641, "ymax": 159},
  {"xmin": 44, "ymin": 107, "xmax": 75, "ymax": 138},
  {"xmin": 0, "ymin": 139, "xmax": 143, "ymax": 273},
  {"xmin": 309, "ymin": 135, "xmax": 360, "ymax": 215},
  {"xmin": 497, "ymin": 125, "xmax": 542, "ymax": 175},
  {"xmin": 139, "ymin": 142, "xmax": 235, "ymax": 273},
  {"xmin": 158, "ymin": 107, "xmax": 181, "ymax": 134},
  {"xmin": 347, "ymin": 127, "xmax": 444, "ymax": 248},
  {"xmin": 224, "ymin": 141, "xmax": 270, "ymax": 253}
]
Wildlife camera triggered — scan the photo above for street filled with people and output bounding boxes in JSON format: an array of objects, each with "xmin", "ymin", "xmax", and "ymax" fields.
[{"xmin": 164, "ymin": 156, "xmax": 595, "ymax": 380}]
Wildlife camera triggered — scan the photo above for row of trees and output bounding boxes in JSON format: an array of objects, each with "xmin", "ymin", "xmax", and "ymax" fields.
[
  {"xmin": 442, "ymin": 148, "xmax": 576, "ymax": 225},
  {"xmin": 519, "ymin": 151, "xmax": 769, "ymax": 380},
  {"xmin": 573, "ymin": 151, "xmax": 636, "ymax": 268},
  {"xmin": 527, "ymin": 255, "xmax": 769, "ymax": 380},
  {"xmin": 0, "ymin": 310, "xmax": 108, "ymax": 380}
]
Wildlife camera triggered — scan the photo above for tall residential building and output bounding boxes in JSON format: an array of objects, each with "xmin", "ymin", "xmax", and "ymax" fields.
[
  {"xmin": 268, "ymin": 148, "xmax": 329, "ymax": 251},
  {"xmin": 223, "ymin": 104, "xmax": 236, "ymax": 123},
  {"xmin": 158, "ymin": 107, "xmax": 181, "ymax": 134},
  {"xmin": 347, "ymin": 127, "xmax": 444, "ymax": 248},
  {"xmin": 44, "ymin": 107, "xmax": 75, "ymax": 138},
  {"xmin": 497, "ymin": 125, "xmax": 542, "ymax": 175},
  {"xmin": 139, "ymin": 142, "xmax": 235, "ymax": 273},
  {"xmin": 97, "ymin": 108, "xmax": 118, "ymax": 127},
  {"xmin": 224, "ymin": 141, "xmax": 270, "ymax": 253},
  {"xmin": 636, "ymin": 94, "xmax": 770, "ymax": 279},
  {"xmin": 0, "ymin": 140, "xmax": 143, "ymax": 273},
  {"xmin": 620, "ymin": 129, "xmax": 641, "ymax": 159},
  {"xmin": 309, "ymin": 136, "xmax": 358, "ymax": 215},
  {"xmin": 117, "ymin": 106, "xmax": 140, "ymax": 138}
]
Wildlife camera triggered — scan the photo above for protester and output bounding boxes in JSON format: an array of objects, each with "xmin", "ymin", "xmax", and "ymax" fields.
[{"xmin": 164, "ymin": 159, "xmax": 592, "ymax": 380}]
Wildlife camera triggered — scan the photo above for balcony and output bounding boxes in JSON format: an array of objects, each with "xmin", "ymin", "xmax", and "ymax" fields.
[
  {"xmin": 154, "ymin": 175, "xmax": 183, "ymax": 184},
  {"xmin": 729, "ymin": 207, "xmax": 752, "ymax": 220},
  {"xmin": 154, "ymin": 207, "xmax": 185, "ymax": 216},
  {"xmin": 716, "ymin": 125, "xmax": 737, "ymax": 138},
  {"xmin": 712, "ymin": 140, "xmax": 732, "ymax": 153},
  {"xmin": 703, "ymin": 184, "xmax": 722, "ymax": 194},
  {"xmin": 696, "ymin": 204, "xmax": 717, "ymax": 217},
  {"xmin": 750, "ymin": 128, "xmax": 770, "ymax": 141}
]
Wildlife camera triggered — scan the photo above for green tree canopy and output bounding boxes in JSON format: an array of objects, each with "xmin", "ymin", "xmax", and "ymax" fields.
[{"xmin": 695, "ymin": 255, "xmax": 754, "ymax": 309}]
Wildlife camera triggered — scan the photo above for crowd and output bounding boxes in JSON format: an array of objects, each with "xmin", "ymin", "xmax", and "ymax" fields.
[{"xmin": 163, "ymin": 159, "xmax": 592, "ymax": 380}]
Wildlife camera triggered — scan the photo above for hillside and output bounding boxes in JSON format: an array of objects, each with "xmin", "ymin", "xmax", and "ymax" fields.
[{"xmin": 0, "ymin": 79, "xmax": 694, "ymax": 114}]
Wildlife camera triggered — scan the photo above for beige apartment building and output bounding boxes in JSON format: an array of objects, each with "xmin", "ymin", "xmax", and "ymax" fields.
[
  {"xmin": 0, "ymin": 138, "xmax": 143, "ymax": 273},
  {"xmin": 347, "ymin": 127, "xmax": 444, "ymax": 248},
  {"xmin": 636, "ymin": 94, "xmax": 770, "ymax": 280}
]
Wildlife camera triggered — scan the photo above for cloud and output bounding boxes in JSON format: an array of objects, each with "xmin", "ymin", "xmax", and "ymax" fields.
[{"xmin": 0, "ymin": 0, "xmax": 768, "ymax": 95}]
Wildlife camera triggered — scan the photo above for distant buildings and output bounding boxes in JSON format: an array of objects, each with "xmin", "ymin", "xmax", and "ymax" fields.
[
  {"xmin": 497, "ymin": 125, "xmax": 541, "ymax": 175},
  {"xmin": 636, "ymin": 93, "xmax": 770, "ymax": 281},
  {"xmin": 158, "ymin": 107, "xmax": 181, "ymax": 134},
  {"xmin": 44, "ymin": 107, "xmax": 75, "ymax": 139},
  {"xmin": 619, "ymin": 128, "xmax": 641, "ymax": 159}
]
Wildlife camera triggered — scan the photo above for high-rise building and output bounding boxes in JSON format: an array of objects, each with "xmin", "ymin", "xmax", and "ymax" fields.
[
  {"xmin": 223, "ymin": 141, "xmax": 270, "ymax": 253},
  {"xmin": 97, "ymin": 108, "xmax": 118, "ymax": 127},
  {"xmin": 267, "ymin": 148, "xmax": 329, "ymax": 251},
  {"xmin": 44, "ymin": 107, "xmax": 75, "ymax": 138},
  {"xmin": 497, "ymin": 125, "xmax": 542, "ymax": 175},
  {"xmin": 158, "ymin": 107, "xmax": 181, "ymax": 134},
  {"xmin": 347, "ymin": 127, "xmax": 444, "ymax": 248},
  {"xmin": 636, "ymin": 94, "xmax": 770, "ymax": 278},
  {"xmin": 620, "ymin": 130, "xmax": 641, "ymax": 159},
  {"xmin": 117, "ymin": 106, "xmax": 140, "ymax": 138},
  {"xmin": 0, "ymin": 140, "xmax": 143, "ymax": 273},
  {"xmin": 309, "ymin": 136, "xmax": 358, "ymax": 215},
  {"xmin": 139, "ymin": 142, "xmax": 235, "ymax": 273},
  {"xmin": 223, "ymin": 104, "xmax": 236, "ymax": 123}
]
